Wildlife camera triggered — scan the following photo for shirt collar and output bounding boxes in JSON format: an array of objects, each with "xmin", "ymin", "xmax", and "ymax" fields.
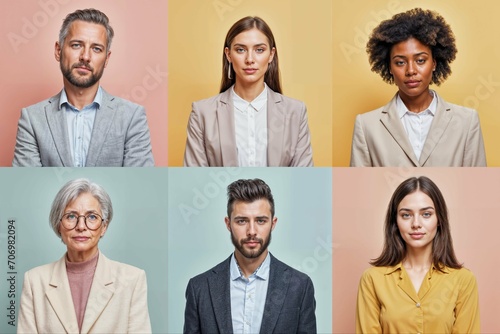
[
  {"xmin": 231, "ymin": 83, "xmax": 268, "ymax": 113},
  {"xmin": 230, "ymin": 251, "xmax": 271, "ymax": 281},
  {"xmin": 396, "ymin": 90, "xmax": 437, "ymax": 119},
  {"xmin": 59, "ymin": 86, "xmax": 103, "ymax": 110},
  {"xmin": 384, "ymin": 262, "xmax": 451, "ymax": 276}
]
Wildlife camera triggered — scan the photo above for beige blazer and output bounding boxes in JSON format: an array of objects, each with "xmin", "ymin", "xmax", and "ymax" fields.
[
  {"xmin": 183, "ymin": 88, "xmax": 313, "ymax": 166},
  {"xmin": 350, "ymin": 92, "xmax": 487, "ymax": 167},
  {"xmin": 17, "ymin": 252, "xmax": 151, "ymax": 334}
]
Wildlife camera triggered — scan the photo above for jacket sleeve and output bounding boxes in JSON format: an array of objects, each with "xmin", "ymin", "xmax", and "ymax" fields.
[
  {"xmin": 12, "ymin": 108, "xmax": 43, "ymax": 167},
  {"xmin": 290, "ymin": 102, "xmax": 314, "ymax": 167},
  {"xmin": 298, "ymin": 276, "xmax": 317, "ymax": 334},
  {"xmin": 463, "ymin": 110, "xmax": 487, "ymax": 167},
  {"xmin": 452, "ymin": 270, "xmax": 480, "ymax": 334},
  {"xmin": 350, "ymin": 115, "xmax": 372, "ymax": 167},
  {"xmin": 355, "ymin": 270, "xmax": 382, "ymax": 334},
  {"xmin": 128, "ymin": 270, "xmax": 152, "ymax": 333},
  {"xmin": 17, "ymin": 271, "xmax": 37, "ymax": 333},
  {"xmin": 184, "ymin": 102, "xmax": 210, "ymax": 167},
  {"xmin": 183, "ymin": 279, "xmax": 201, "ymax": 334},
  {"xmin": 123, "ymin": 105, "xmax": 155, "ymax": 167}
]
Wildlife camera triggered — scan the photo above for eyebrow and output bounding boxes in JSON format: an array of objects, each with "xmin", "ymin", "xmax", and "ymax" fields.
[
  {"xmin": 233, "ymin": 215, "xmax": 269, "ymax": 220},
  {"xmin": 392, "ymin": 52, "xmax": 430, "ymax": 59},
  {"xmin": 399, "ymin": 206, "xmax": 435, "ymax": 212},
  {"xmin": 68, "ymin": 39, "xmax": 105, "ymax": 48},
  {"xmin": 233, "ymin": 43, "xmax": 268, "ymax": 48}
]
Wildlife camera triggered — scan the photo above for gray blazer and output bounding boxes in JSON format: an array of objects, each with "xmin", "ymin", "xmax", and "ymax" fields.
[
  {"xmin": 350, "ymin": 92, "xmax": 487, "ymax": 167},
  {"xmin": 12, "ymin": 89, "xmax": 154, "ymax": 167},
  {"xmin": 184, "ymin": 254, "xmax": 317, "ymax": 334},
  {"xmin": 183, "ymin": 88, "xmax": 313, "ymax": 167}
]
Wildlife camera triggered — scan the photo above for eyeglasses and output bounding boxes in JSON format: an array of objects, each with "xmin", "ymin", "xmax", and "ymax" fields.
[{"xmin": 60, "ymin": 212, "xmax": 104, "ymax": 231}]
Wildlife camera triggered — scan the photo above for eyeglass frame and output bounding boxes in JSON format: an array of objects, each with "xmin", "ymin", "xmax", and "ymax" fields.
[{"xmin": 59, "ymin": 212, "xmax": 106, "ymax": 231}]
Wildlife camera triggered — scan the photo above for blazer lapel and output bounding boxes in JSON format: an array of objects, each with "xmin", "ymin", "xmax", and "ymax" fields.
[
  {"xmin": 379, "ymin": 95, "xmax": 420, "ymax": 166},
  {"xmin": 45, "ymin": 255, "xmax": 80, "ymax": 333},
  {"xmin": 266, "ymin": 90, "xmax": 285, "ymax": 166},
  {"xmin": 419, "ymin": 94, "xmax": 452, "ymax": 166},
  {"xmin": 260, "ymin": 254, "xmax": 289, "ymax": 334},
  {"xmin": 80, "ymin": 252, "xmax": 115, "ymax": 334},
  {"xmin": 45, "ymin": 94, "xmax": 73, "ymax": 167},
  {"xmin": 207, "ymin": 257, "xmax": 233, "ymax": 333},
  {"xmin": 85, "ymin": 90, "xmax": 117, "ymax": 167},
  {"xmin": 216, "ymin": 90, "xmax": 238, "ymax": 166}
]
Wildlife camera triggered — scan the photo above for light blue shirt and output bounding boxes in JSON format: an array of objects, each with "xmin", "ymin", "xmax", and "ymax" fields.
[
  {"xmin": 59, "ymin": 87, "xmax": 102, "ymax": 167},
  {"xmin": 397, "ymin": 90, "xmax": 437, "ymax": 160},
  {"xmin": 230, "ymin": 252, "xmax": 270, "ymax": 334}
]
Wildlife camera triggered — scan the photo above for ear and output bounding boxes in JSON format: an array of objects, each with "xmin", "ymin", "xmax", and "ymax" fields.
[
  {"xmin": 269, "ymin": 47, "xmax": 276, "ymax": 63},
  {"xmin": 225, "ymin": 217, "xmax": 231, "ymax": 231},
  {"xmin": 104, "ymin": 50, "xmax": 112, "ymax": 68},
  {"xmin": 55, "ymin": 41, "xmax": 61, "ymax": 62},
  {"xmin": 100, "ymin": 222, "xmax": 108, "ymax": 237},
  {"xmin": 224, "ymin": 47, "xmax": 231, "ymax": 63},
  {"xmin": 432, "ymin": 59, "xmax": 436, "ymax": 71},
  {"xmin": 270, "ymin": 216, "xmax": 277, "ymax": 231}
]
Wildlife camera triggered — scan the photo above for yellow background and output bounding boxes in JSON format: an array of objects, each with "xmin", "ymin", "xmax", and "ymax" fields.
[
  {"xmin": 333, "ymin": 0, "xmax": 500, "ymax": 166},
  {"xmin": 168, "ymin": 0, "xmax": 332, "ymax": 166}
]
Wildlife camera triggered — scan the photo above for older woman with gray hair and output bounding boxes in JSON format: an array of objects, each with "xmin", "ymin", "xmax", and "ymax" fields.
[{"xmin": 17, "ymin": 179, "xmax": 151, "ymax": 333}]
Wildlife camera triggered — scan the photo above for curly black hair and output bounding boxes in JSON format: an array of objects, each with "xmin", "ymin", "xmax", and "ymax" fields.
[{"xmin": 366, "ymin": 8, "xmax": 457, "ymax": 86}]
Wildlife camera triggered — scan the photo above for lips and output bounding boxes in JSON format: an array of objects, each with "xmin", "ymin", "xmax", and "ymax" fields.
[
  {"xmin": 244, "ymin": 68, "xmax": 257, "ymax": 74},
  {"xmin": 409, "ymin": 233, "xmax": 425, "ymax": 240},
  {"xmin": 404, "ymin": 80, "xmax": 421, "ymax": 88},
  {"xmin": 243, "ymin": 238, "xmax": 262, "ymax": 247},
  {"xmin": 72, "ymin": 236, "xmax": 90, "ymax": 242}
]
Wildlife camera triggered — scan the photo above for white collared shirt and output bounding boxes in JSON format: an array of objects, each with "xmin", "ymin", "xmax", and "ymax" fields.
[
  {"xmin": 230, "ymin": 252, "xmax": 270, "ymax": 334},
  {"xmin": 397, "ymin": 91, "xmax": 437, "ymax": 161},
  {"xmin": 232, "ymin": 85, "xmax": 268, "ymax": 167}
]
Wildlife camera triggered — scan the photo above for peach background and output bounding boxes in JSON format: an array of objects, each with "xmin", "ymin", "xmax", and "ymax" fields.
[
  {"xmin": 0, "ymin": 0, "xmax": 168, "ymax": 166},
  {"xmin": 167, "ymin": 0, "xmax": 332, "ymax": 166},
  {"xmin": 333, "ymin": 0, "xmax": 500, "ymax": 166},
  {"xmin": 333, "ymin": 167, "xmax": 500, "ymax": 333}
]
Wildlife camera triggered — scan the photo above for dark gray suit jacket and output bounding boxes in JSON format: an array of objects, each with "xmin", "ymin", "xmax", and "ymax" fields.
[
  {"xmin": 184, "ymin": 254, "xmax": 316, "ymax": 334},
  {"xmin": 12, "ymin": 89, "xmax": 154, "ymax": 167}
]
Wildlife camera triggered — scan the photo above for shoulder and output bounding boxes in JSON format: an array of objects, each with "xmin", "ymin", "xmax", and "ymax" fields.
[
  {"xmin": 24, "ymin": 258, "xmax": 60, "ymax": 277},
  {"xmin": 188, "ymin": 257, "xmax": 230, "ymax": 284},
  {"xmin": 269, "ymin": 90, "xmax": 306, "ymax": 111},
  {"xmin": 102, "ymin": 89, "xmax": 144, "ymax": 114},
  {"xmin": 22, "ymin": 92, "xmax": 61, "ymax": 113},
  {"xmin": 360, "ymin": 265, "xmax": 389, "ymax": 279},
  {"xmin": 356, "ymin": 104, "xmax": 387, "ymax": 123},
  {"xmin": 101, "ymin": 254, "xmax": 145, "ymax": 277},
  {"xmin": 192, "ymin": 91, "xmax": 228, "ymax": 110},
  {"xmin": 271, "ymin": 255, "xmax": 313, "ymax": 284},
  {"xmin": 444, "ymin": 266, "xmax": 477, "ymax": 282}
]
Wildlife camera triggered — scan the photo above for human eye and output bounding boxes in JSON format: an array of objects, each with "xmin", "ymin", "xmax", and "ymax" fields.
[
  {"xmin": 422, "ymin": 211, "xmax": 432, "ymax": 218},
  {"xmin": 256, "ymin": 219, "xmax": 267, "ymax": 225},
  {"xmin": 70, "ymin": 43, "xmax": 81, "ymax": 49},
  {"xmin": 92, "ymin": 46, "xmax": 103, "ymax": 53},
  {"xmin": 235, "ymin": 47, "xmax": 246, "ymax": 53},
  {"xmin": 236, "ymin": 219, "xmax": 247, "ymax": 225},
  {"xmin": 64, "ymin": 213, "xmax": 77, "ymax": 221},
  {"xmin": 401, "ymin": 212, "xmax": 411, "ymax": 219},
  {"xmin": 86, "ymin": 213, "xmax": 100, "ymax": 222},
  {"xmin": 256, "ymin": 47, "xmax": 265, "ymax": 53},
  {"xmin": 416, "ymin": 58, "xmax": 426, "ymax": 65},
  {"xmin": 394, "ymin": 60, "xmax": 405, "ymax": 66}
]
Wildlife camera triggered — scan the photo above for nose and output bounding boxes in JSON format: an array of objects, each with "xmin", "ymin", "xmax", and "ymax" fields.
[
  {"xmin": 245, "ymin": 51, "xmax": 254, "ymax": 64},
  {"xmin": 246, "ymin": 221, "xmax": 257, "ymax": 236},
  {"xmin": 79, "ymin": 47, "xmax": 91, "ymax": 62},
  {"xmin": 406, "ymin": 61, "xmax": 417, "ymax": 76},
  {"xmin": 411, "ymin": 215, "xmax": 421, "ymax": 229},
  {"xmin": 75, "ymin": 216, "xmax": 87, "ymax": 231}
]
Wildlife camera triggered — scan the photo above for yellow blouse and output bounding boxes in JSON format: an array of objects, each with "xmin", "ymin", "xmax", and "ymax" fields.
[{"xmin": 356, "ymin": 263, "xmax": 480, "ymax": 334}]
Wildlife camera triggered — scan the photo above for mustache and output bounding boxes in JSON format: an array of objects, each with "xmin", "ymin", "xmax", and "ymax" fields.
[
  {"xmin": 72, "ymin": 62, "xmax": 93, "ymax": 71},
  {"xmin": 241, "ymin": 237, "xmax": 263, "ymax": 244}
]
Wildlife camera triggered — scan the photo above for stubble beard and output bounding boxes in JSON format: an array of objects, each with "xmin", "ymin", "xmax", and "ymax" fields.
[{"xmin": 231, "ymin": 229, "xmax": 272, "ymax": 259}]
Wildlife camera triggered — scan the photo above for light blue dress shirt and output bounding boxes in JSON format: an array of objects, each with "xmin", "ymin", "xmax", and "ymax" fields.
[
  {"xmin": 59, "ymin": 87, "xmax": 102, "ymax": 167},
  {"xmin": 230, "ymin": 252, "xmax": 270, "ymax": 334}
]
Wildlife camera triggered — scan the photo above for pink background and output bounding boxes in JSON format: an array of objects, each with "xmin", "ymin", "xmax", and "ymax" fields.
[
  {"xmin": 333, "ymin": 168, "xmax": 500, "ymax": 333},
  {"xmin": 0, "ymin": 0, "xmax": 168, "ymax": 166}
]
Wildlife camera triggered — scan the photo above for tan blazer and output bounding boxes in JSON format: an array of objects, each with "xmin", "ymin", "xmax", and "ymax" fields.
[
  {"xmin": 183, "ymin": 88, "xmax": 313, "ymax": 166},
  {"xmin": 17, "ymin": 252, "xmax": 151, "ymax": 334},
  {"xmin": 350, "ymin": 92, "xmax": 487, "ymax": 167}
]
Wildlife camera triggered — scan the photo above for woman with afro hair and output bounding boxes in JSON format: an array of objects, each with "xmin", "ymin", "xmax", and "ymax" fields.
[{"xmin": 350, "ymin": 8, "xmax": 486, "ymax": 167}]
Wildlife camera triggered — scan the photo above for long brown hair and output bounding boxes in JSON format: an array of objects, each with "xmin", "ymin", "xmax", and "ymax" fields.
[
  {"xmin": 371, "ymin": 176, "xmax": 462, "ymax": 271},
  {"xmin": 220, "ymin": 16, "xmax": 282, "ymax": 94}
]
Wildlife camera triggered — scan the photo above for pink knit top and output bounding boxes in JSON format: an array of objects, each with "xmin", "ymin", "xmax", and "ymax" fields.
[{"xmin": 65, "ymin": 252, "xmax": 99, "ymax": 332}]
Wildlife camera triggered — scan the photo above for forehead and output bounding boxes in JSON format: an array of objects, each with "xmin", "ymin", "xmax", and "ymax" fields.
[
  {"xmin": 398, "ymin": 190, "xmax": 434, "ymax": 208},
  {"xmin": 66, "ymin": 20, "xmax": 107, "ymax": 43},
  {"xmin": 231, "ymin": 27, "xmax": 270, "ymax": 46},
  {"xmin": 391, "ymin": 37, "xmax": 432, "ymax": 56},
  {"xmin": 65, "ymin": 192, "xmax": 101, "ymax": 210},
  {"xmin": 231, "ymin": 199, "xmax": 272, "ymax": 217}
]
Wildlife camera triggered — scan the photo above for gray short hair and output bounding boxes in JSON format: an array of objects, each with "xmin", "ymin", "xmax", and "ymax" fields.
[
  {"xmin": 49, "ymin": 179, "xmax": 113, "ymax": 238},
  {"xmin": 59, "ymin": 8, "xmax": 114, "ymax": 51}
]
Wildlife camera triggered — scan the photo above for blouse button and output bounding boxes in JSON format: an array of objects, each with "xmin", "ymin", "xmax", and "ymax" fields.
[{"xmin": 416, "ymin": 302, "xmax": 421, "ymax": 308}]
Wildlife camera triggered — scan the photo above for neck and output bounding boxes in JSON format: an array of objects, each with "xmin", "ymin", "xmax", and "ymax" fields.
[
  {"xmin": 403, "ymin": 246, "xmax": 433, "ymax": 271},
  {"xmin": 234, "ymin": 249, "xmax": 268, "ymax": 278},
  {"xmin": 63, "ymin": 80, "xmax": 99, "ymax": 110},
  {"xmin": 66, "ymin": 248, "xmax": 98, "ymax": 263},
  {"xmin": 399, "ymin": 89, "xmax": 433, "ymax": 113},
  {"xmin": 234, "ymin": 80, "xmax": 265, "ymax": 102}
]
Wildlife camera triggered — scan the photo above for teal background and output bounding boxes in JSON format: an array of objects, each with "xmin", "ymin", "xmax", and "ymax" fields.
[
  {"xmin": 0, "ymin": 168, "xmax": 168, "ymax": 334},
  {"xmin": 167, "ymin": 167, "xmax": 333, "ymax": 333}
]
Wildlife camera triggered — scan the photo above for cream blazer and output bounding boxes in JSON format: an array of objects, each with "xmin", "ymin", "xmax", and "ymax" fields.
[
  {"xmin": 183, "ymin": 88, "xmax": 314, "ymax": 167},
  {"xmin": 350, "ymin": 92, "xmax": 487, "ymax": 167},
  {"xmin": 17, "ymin": 252, "xmax": 151, "ymax": 333}
]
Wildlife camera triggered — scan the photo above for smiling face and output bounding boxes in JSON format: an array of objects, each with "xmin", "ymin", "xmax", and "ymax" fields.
[
  {"xmin": 390, "ymin": 37, "xmax": 436, "ymax": 102},
  {"xmin": 396, "ymin": 190, "xmax": 438, "ymax": 253},
  {"xmin": 59, "ymin": 192, "xmax": 107, "ymax": 262},
  {"xmin": 55, "ymin": 20, "xmax": 111, "ymax": 89},
  {"xmin": 224, "ymin": 27, "xmax": 275, "ymax": 89},
  {"xmin": 225, "ymin": 199, "xmax": 277, "ymax": 262}
]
